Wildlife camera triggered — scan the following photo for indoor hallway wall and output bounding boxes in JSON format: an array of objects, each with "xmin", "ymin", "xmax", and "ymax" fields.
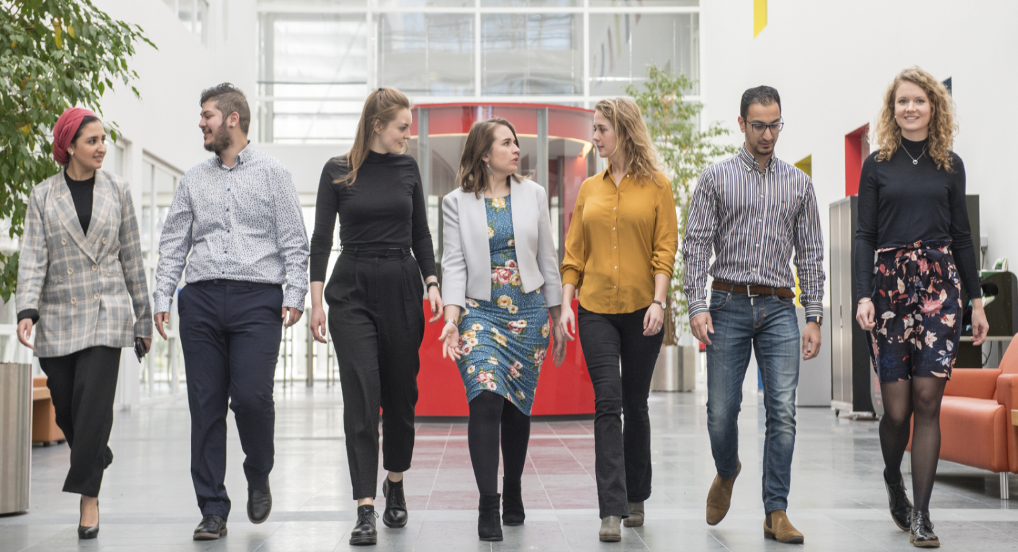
[{"xmin": 699, "ymin": 0, "xmax": 1018, "ymax": 300}]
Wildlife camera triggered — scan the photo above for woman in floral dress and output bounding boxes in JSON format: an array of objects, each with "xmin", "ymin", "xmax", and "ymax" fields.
[
  {"xmin": 855, "ymin": 67, "xmax": 988, "ymax": 548},
  {"xmin": 438, "ymin": 118, "xmax": 565, "ymax": 541}
]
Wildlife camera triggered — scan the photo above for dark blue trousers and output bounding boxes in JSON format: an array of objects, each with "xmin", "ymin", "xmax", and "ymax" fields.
[{"xmin": 178, "ymin": 279, "xmax": 284, "ymax": 519}]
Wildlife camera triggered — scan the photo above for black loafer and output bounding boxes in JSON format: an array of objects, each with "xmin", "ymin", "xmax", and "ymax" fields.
[
  {"xmin": 382, "ymin": 478, "xmax": 408, "ymax": 528},
  {"xmin": 910, "ymin": 511, "xmax": 940, "ymax": 548},
  {"xmin": 77, "ymin": 497, "xmax": 99, "ymax": 540},
  {"xmin": 193, "ymin": 515, "xmax": 228, "ymax": 540},
  {"xmin": 248, "ymin": 480, "xmax": 272, "ymax": 524},
  {"xmin": 884, "ymin": 470, "xmax": 913, "ymax": 531},
  {"xmin": 350, "ymin": 505, "xmax": 378, "ymax": 546}
]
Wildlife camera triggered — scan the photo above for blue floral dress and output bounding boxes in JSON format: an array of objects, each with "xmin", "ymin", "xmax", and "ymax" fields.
[{"xmin": 456, "ymin": 194, "xmax": 550, "ymax": 415}]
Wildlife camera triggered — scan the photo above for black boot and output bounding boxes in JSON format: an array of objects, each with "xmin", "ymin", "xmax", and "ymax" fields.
[
  {"xmin": 350, "ymin": 505, "xmax": 378, "ymax": 546},
  {"xmin": 910, "ymin": 511, "xmax": 940, "ymax": 548},
  {"xmin": 478, "ymin": 493, "xmax": 503, "ymax": 541},
  {"xmin": 502, "ymin": 478, "xmax": 525, "ymax": 526},
  {"xmin": 382, "ymin": 478, "xmax": 408, "ymax": 528},
  {"xmin": 884, "ymin": 470, "xmax": 912, "ymax": 531}
]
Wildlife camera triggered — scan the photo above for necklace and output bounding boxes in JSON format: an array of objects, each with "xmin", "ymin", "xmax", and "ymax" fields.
[{"xmin": 900, "ymin": 140, "xmax": 927, "ymax": 165}]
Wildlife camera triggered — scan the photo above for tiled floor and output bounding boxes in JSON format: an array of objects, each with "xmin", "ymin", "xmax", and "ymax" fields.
[{"xmin": 3, "ymin": 386, "xmax": 1017, "ymax": 551}]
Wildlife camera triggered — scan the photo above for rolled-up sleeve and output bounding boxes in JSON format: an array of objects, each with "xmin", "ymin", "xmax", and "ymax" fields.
[
  {"xmin": 560, "ymin": 189, "xmax": 586, "ymax": 288},
  {"xmin": 651, "ymin": 177, "xmax": 679, "ymax": 278}
]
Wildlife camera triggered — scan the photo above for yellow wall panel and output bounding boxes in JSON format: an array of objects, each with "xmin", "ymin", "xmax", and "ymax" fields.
[{"xmin": 754, "ymin": 0, "xmax": 768, "ymax": 37}]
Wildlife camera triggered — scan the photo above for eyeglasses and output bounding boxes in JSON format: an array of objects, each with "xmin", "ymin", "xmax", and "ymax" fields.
[{"xmin": 748, "ymin": 121, "xmax": 784, "ymax": 135}]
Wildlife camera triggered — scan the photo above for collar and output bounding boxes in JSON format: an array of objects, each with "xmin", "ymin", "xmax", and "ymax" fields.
[
  {"xmin": 600, "ymin": 163, "xmax": 629, "ymax": 185},
  {"xmin": 737, "ymin": 144, "xmax": 776, "ymax": 174},
  {"xmin": 215, "ymin": 142, "xmax": 253, "ymax": 169}
]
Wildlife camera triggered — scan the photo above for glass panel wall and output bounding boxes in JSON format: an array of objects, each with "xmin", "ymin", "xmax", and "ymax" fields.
[
  {"xmin": 589, "ymin": 13, "xmax": 699, "ymax": 96},
  {"xmin": 378, "ymin": 14, "xmax": 475, "ymax": 96},
  {"xmin": 481, "ymin": 14, "xmax": 582, "ymax": 95}
]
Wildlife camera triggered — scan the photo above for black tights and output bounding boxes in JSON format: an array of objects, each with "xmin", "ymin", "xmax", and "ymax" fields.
[
  {"xmin": 468, "ymin": 391, "xmax": 531, "ymax": 495},
  {"xmin": 879, "ymin": 376, "xmax": 947, "ymax": 513}
]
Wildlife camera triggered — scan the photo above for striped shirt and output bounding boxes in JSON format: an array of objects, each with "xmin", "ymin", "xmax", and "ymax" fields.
[{"xmin": 682, "ymin": 146, "xmax": 825, "ymax": 320}]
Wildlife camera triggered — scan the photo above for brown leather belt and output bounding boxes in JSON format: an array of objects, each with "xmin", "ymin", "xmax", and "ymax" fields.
[{"xmin": 712, "ymin": 281, "xmax": 795, "ymax": 299}]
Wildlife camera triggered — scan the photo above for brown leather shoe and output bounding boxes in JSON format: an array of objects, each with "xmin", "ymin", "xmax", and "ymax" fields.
[
  {"xmin": 764, "ymin": 510, "xmax": 804, "ymax": 544},
  {"xmin": 706, "ymin": 460, "xmax": 741, "ymax": 525}
]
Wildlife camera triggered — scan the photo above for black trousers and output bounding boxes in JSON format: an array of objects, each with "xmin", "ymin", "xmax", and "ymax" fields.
[
  {"xmin": 577, "ymin": 305, "xmax": 664, "ymax": 519},
  {"xmin": 39, "ymin": 346, "xmax": 122, "ymax": 497},
  {"xmin": 178, "ymin": 280, "xmax": 284, "ymax": 519},
  {"xmin": 326, "ymin": 251, "xmax": 425, "ymax": 500}
]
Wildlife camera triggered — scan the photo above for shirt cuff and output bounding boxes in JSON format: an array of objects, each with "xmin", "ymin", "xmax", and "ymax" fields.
[
  {"xmin": 283, "ymin": 288, "xmax": 306, "ymax": 312},
  {"xmin": 688, "ymin": 300, "xmax": 708, "ymax": 321},
  {"xmin": 154, "ymin": 296, "xmax": 173, "ymax": 314},
  {"xmin": 803, "ymin": 302, "xmax": 823, "ymax": 319},
  {"xmin": 561, "ymin": 269, "xmax": 581, "ymax": 287},
  {"xmin": 17, "ymin": 309, "xmax": 39, "ymax": 323}
]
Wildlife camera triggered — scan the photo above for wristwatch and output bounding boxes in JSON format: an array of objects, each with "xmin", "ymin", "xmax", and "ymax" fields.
[
  {"xmin": 652, "ymin": 300, "xmax": 665, "ymax": 309},
  {"xmin": 806, "ymin": 315, "xmax": 822, "ymax": 327}
]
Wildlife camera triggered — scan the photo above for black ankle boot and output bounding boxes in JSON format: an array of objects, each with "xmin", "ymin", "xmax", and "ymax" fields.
[
  {"xmin": 382, "ymin": 478, "xmax": 408, "ymax": 528},
  {"xmin": 884, "ymin": 470, "xmax": 913, "ymax": 531},
  {"xmin": 478, "ymin": 493, "xmax": 503, "ymax": 541},
  {"xmin": 350, "ymin": 505, "xmax": 378, "ymax": 546},
  {"xmin": 502, "ymin": 478, "xmax": 525, "ymax": 526},
  {"xmin": 910, "ymin": 511, "xmax": 939, "ymax": 548}
]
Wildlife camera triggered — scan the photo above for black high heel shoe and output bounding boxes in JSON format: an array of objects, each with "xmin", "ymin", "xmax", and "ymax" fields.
[{"xmin": 78, "ymin": 497, "xmax": 99, "ymax": 539}]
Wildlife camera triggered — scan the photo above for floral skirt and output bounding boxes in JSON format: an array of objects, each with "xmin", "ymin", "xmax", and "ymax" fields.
[
  {"xmin": 867, "ymin": 239, "xmax": 963, "ymax": 382},
  {"xmin": 456, "ymin": 296, "xmax": 550, "ymax": 416}
]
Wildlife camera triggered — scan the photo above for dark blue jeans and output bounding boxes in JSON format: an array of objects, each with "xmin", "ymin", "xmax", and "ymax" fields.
[
  {"xmin": 178, "ymin": 279, "xmax": 284, "ymax": 520},
  {"xmin": 705, "ymin": 290, "xmax": 799, "ymax": 514}
]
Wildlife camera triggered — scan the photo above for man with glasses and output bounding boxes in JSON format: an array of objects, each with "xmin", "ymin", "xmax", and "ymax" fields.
[{"xmin": 682, "ymin": 86, "xmax": 825, "ymax": 544}]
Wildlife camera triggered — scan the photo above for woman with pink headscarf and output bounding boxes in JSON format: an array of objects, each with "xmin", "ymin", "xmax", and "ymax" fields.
[{"xmin": 16, "ymin": 107, "xmax": 152, "ymax": 540}]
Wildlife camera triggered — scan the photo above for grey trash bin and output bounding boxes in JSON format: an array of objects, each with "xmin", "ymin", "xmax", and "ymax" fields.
[
  {"xmin": 0, "ymin": 362, "xmax": 32, "ymax": 514},
  {"xmin": 651, "ymin": 345, "xmax": 696, "ymax": 392}
]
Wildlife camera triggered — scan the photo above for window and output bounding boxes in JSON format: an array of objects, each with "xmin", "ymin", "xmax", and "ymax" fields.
[
  {"xmin": 378, "ymin": 14, "xmax": 475, "ymax": 96},
  {"xmin": 482, "ymin": 14, "xmax": 582, "ymax": 95},
  {"xmin": 164, "ymin": 0, "xmax": 210, "ymax": 44},
  {"xmin": 589, "ymin": 13, "xmax": 699, "ymax": 96}
]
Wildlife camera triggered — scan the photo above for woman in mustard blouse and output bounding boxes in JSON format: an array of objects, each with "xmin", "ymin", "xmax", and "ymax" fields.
[{"xmin": 558, "ymin": 97, "xmax": 678, "ymax": 542}]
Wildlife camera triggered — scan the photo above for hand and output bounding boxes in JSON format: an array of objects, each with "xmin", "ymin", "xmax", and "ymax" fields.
[
  {"xmin": 282, "ymin": 307, "xmax": 303, "ymax": 328},
  {"xmin": 438, "ymin": 320, "xmax": 462, "ymax": 361},
  {"xmin": 310, "ymin": 306, "xmax": 327, "ymax": 343},
  {"xmin": 855, "ymin": 300, "xmax": 876, "ymax": 331},
  {"xmin": 427, "ymin": 286, "xmax": 443, "ymax": 324},
  {"xmin": 552, "ymin": 325, "xmax": 567, "ymax": 366},
  {"xmin": 154, "ymin": 312, "xmax": 170, "ymax": 340},
  {"xmin": 690, "ymin": 312, "xmax": 714, "ymax": 345},
  {"xmin": 802, "ymin": 321, "xmax": 821, "ymax": 361},
  {"xmin": 643, "ymin": 302, "xmax": 664, "ymax": 336},
  {"xmin": 557, "ymin": 307, "xmax": 576, "ymax": 342},
  {"xmin": 971, "ymin": 306, "xmax": 989, "ymax": 346},
  {"xmin": 141, "ymin": 338, "xmax": 152, "ymax": 354},
  {"xmin": 17, "ymin": 319, "xmax": 34, "ymax": 350}
]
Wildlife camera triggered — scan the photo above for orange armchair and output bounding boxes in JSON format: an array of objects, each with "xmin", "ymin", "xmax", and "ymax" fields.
[{"xmin": 924, "ymin": 334, "xmax": 1018, "ymax": 498}]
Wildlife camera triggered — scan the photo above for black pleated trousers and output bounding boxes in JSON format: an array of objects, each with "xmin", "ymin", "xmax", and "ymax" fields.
[
  {"xmin": 39, "ymin": 346, "xmax": 122, "ymax": 497},
  {"xmin": 325, "ymin": 250, "xmax": 425, "ymax": 500},
  {"xmin": 178, "ymin": 279, "xmax": 284, "ymax": 520}
]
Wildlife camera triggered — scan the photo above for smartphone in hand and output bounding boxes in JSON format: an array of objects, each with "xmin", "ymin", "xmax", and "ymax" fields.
[{"xmin": 134, "ymin": 337, "xmax": 147, "ymax": 362}]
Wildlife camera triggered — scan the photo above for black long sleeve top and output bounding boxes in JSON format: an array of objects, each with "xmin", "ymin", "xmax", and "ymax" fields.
[
  {"xmin": 309, "ymin": 150, "xmax": 437, "ymax": 282},
  {"xmin": 855, "ymin": 137, "xmax": 980, "ymax": 300}
]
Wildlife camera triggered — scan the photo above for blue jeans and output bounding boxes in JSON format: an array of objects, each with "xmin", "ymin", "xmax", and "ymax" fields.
[{"xmin": 705, "ymin": 290, "xmax": 799, "ymax": 513}]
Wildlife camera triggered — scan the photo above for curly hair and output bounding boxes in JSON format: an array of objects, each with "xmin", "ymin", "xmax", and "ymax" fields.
[
  {"xmin": 871, "ymin": 66, "xmax": 957, "ymax": 171},
  {"xmin": 594, "ymin": 97, "xmax": 663, "ymax": 186}
]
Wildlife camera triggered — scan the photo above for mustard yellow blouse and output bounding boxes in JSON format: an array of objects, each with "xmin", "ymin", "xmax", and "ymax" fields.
[{"xmin": 561, "ymin": 167, "xmax": 679, "ymax": 314}]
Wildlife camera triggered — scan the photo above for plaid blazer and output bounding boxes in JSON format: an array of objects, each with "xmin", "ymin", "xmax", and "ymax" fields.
[{"xmin": 16, "ymin": 170, "xmax": 153, "ymax": 357}]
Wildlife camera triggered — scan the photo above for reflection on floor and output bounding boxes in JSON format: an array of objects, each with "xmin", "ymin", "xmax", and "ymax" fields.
[{"xmin": 3, "ymin": 386, "xmax": 1017, "ymax": 551}]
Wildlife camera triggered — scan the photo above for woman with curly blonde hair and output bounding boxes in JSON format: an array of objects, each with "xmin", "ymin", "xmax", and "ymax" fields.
[
  {"xmin": 559, "ymin": 97, "xmax": 678, "ymax": 542},
  {"xmin": 855, "ymin": 66, "xmax": 988, "ymax": 548}
]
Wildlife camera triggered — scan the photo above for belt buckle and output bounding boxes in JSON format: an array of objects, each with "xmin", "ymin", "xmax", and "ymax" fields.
[{"xmin": 745, "ymin": 284, "xmax": 759, "ymax": 298}]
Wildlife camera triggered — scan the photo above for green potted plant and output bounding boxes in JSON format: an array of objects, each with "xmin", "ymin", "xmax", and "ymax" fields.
[{"xmin": 625, "ymin": 65, "xmax": 737, "ymax": 390}]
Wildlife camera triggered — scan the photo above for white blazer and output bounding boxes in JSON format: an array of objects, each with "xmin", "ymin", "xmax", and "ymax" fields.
[{"xmin": 441, "ymin": 179, "xmax": 563, "ymax": 310}]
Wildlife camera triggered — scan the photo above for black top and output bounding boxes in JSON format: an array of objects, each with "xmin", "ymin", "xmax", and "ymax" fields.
[
  {"xmin": 65, "ymin": 169, "xmax": 96, "ymax": 234},
  {"xmin": 18, "ymin": 170, "xmax": 96, "ymax": 324},
  {"xmin": 855, "ymin": 138, "xmax": 980, "ymax": 299},
  {"xmin": 310, "ymin": 150, "xmax": 437, "ymax": 282}
]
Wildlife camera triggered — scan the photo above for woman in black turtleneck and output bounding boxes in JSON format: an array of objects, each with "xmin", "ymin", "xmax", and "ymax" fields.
[
  {"xmin": 307, "ymin": 88, "xmax": 443, "ymax": 547},
  {"xmin": 855, "ymin": 67, "xmax": 989, "ymax": 548}
]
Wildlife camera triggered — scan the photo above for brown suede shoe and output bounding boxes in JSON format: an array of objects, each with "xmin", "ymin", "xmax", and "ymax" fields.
[
  {"xmin": 764, "ymin": 510, "xmax": 804, "ymax": 544},
  {"xmin": 705, "ymin": 460, "xmax": 741, "ymax": 525}
]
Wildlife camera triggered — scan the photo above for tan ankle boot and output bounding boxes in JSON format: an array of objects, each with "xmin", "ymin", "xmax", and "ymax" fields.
[
  {"xmin": 763, "ymin": 510, "xmax": 804, "ymax": 544},
  {"xmin": 623, "ymin": 502, "xmax": 644, "ymax": 527},
  {"xmin": 599, "ymin": 516, "xmax": 622, "ymax": 542},
  {"xmin": 705, "ymin": 460, "xmax": 741, "ymax": 525}
]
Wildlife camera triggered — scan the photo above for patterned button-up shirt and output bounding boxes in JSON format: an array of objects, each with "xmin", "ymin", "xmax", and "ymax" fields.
[
  {"xmin": 153, "ymin": 145, "xmax": 310, "ymax": 313},
  {"xmin": 682, "ymin": 145, "xmax": 825, "ymax": 321}
]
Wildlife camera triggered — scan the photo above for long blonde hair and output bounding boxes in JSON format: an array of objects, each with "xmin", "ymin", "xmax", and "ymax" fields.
[
  {"xmin": 456, "ymin": 118, "xmax": 523, "ymax": 198},
  {"xmin": 595, "ymin": 97, "xmax": 663, "ymax": 186},
  {"xmin": 871, "ymin": 66, "xmax": 957, "ymax": 171},
  {"xmin": 334, "ymin": 87, "xmax": 411, "ymax": 185}
]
